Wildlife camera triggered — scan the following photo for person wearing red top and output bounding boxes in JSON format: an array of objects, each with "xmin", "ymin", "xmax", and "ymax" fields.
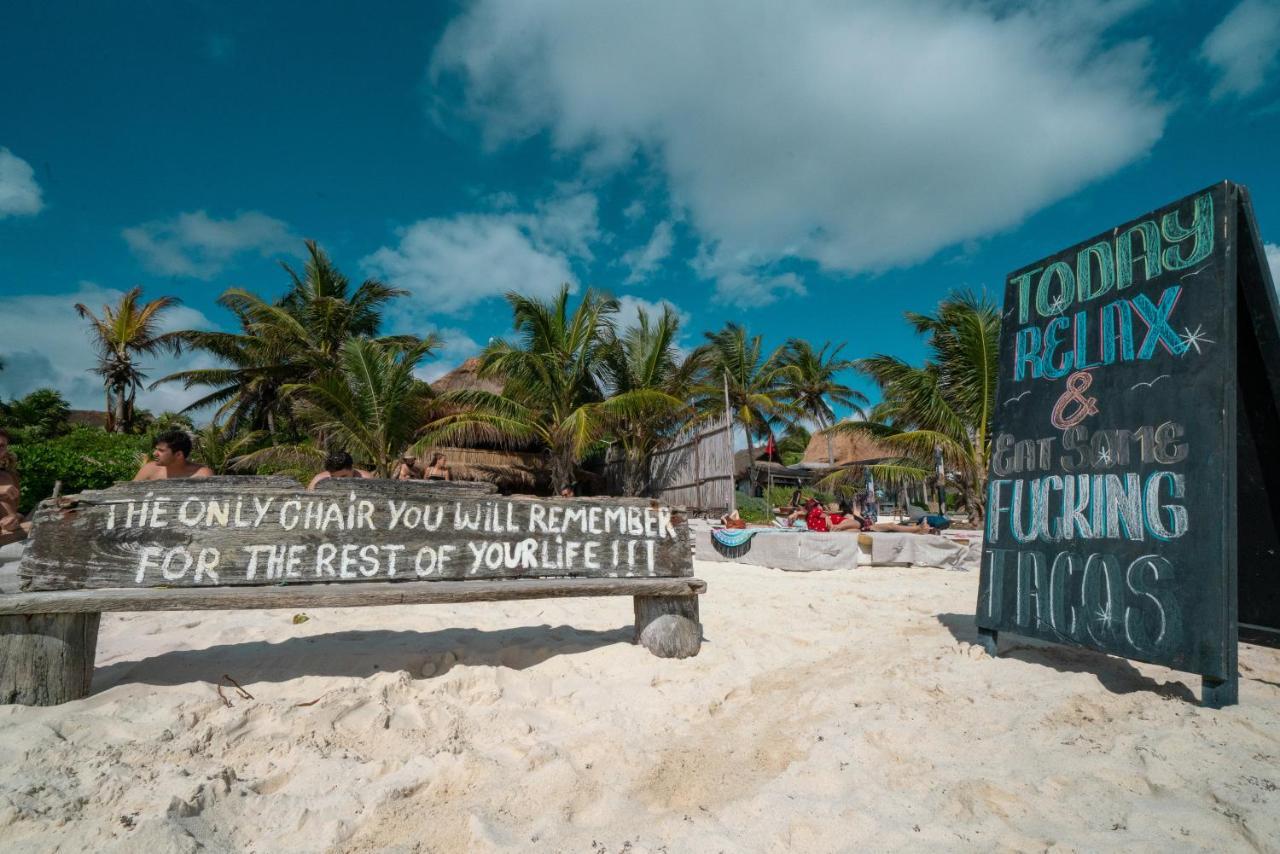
[{"xmin": 804, "ymin": 500, "xmax": 829, "ymax": 532}]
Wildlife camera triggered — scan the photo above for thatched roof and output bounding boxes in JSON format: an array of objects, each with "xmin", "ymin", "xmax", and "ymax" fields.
[
  {"xmin": 733, "ymin": 448, "xmax": 789, "ymax": 478},
  {"xmin": 414, "ymin": 445, "xmax": 545, "ymax": 492},
  {"xmin": 802, "ymin": 425, "xmax": 896, "ymax": 466},
  {"xmin": 431, "ymin": 357, "xmax": 504, "ymax": 395},
  {"xmin": 67, "ymin": 410, "xmax": 110, "ymax": 429}
]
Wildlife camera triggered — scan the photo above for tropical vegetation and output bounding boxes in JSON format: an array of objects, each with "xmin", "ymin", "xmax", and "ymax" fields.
[
  {"xmin": 75, "ymin": 287, "xmax": 185, "ymax": 433},
  {"xmin": 825, "ymin": 290, "xmax": 999, "ymax": 520},
  {"xmin": 1, "ymin": 236, "xmax": 1002, "ymax": 519}
]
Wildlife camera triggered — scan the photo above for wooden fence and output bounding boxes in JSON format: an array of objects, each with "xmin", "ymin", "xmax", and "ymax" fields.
[{"xmin": 604, "ymin": 421, "xmax": 735, "ymax": 514}]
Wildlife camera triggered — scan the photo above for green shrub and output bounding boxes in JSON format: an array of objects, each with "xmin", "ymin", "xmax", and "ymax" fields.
[
  {"xmin": 734, "ymin": 491, "xmax": 771, "ymax": 523},
  {"xmin": 10, "ymin": 427, "xmax": 149, "ymax": 514}
]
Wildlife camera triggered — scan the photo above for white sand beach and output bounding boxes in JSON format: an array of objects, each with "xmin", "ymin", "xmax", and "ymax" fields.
[{"xmin": 1, "ymin": 559, "xmax": 1278, "ymax": 853}]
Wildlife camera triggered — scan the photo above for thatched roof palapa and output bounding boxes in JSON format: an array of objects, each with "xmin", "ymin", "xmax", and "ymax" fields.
[
  {"xmin": 802, "ymin": 425, "xmax": 896, "ymax": 467},
  {"xmin": 430, "ymin": 357, "xmax": 504, "ymax": 395}
]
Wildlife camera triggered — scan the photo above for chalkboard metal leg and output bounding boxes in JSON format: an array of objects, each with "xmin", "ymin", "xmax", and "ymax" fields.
[
  {"xmin": 1201, "ymin": 675, "xmax": 1238, "ymax": 709},
  {"xmin": 976, "ymin": 627, "xmax": 999, "ymax": 657}
]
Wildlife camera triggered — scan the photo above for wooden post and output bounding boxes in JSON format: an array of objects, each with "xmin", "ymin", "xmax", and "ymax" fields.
[
  {"xmin": 693, "ymin": 432, "xmax": 702, "ymax": 514},
  {"xmin": 0, "ymin": 612, "xmax": 100, "ymax": 706},
  {"xmin": 634, "ymin": 595, "xmax": 702, "ymax": 658}
]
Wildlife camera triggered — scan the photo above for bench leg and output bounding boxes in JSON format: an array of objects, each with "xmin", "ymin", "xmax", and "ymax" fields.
[
  {"xmin": 0, "ymin": 612, "xmax": 101, "ymax": 706},
  {"xmin": 634, "ymin": 595, "xmax": 702, "ymax": 659}
]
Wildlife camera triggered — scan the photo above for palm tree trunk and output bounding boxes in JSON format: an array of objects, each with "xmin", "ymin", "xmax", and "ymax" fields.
[
  {"xmin": 113, "ymin": 383, "xmax": 127, "ymax": 434},
  {"xmin": 822, "ymin": 413, "xmax": 834, "ymax": 466},
  {"xmin": 745, "ymin": 427, "xmax": 758, "ymax": 497}
]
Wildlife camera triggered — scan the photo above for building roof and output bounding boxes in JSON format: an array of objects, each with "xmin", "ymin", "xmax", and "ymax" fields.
[
  {"xmin": 430, "ymin": 357, "xmax": 504, "ymax": 395},
  {"xmin": 800, "ymin": 425, "xmax": 896, "ymax": 467},
  {"xmin": 67, "ymin": 410, "xmax": 110, "ymax": 429}
]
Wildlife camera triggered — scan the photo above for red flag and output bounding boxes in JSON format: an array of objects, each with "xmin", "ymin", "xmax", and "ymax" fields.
[{"xmin": 765, "ymin": 433, "xmax": 777, "ymax": 460}]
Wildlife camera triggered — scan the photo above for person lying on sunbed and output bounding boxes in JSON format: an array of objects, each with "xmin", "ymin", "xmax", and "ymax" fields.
[{"xmin": 827, "ymin": 500, "xmax": 931, "ymax": 534}]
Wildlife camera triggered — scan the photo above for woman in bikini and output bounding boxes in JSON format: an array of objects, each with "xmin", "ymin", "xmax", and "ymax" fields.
[{"xmin": 423, "ymin": 452, "xmax": 451, "ymax": 481}]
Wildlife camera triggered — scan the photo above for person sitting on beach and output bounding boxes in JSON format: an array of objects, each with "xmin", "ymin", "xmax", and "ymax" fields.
[
  {"xmin": 802, "ymin": 497, "xmax": 829, "ymax": 532},
  {"xmin": 423, "ymin": 452, "xmax": 451, "ymax": 481},
  {"xmin": 393, "ymin": 453, "xmax": 420, "ymax": 481},
  {"xmin": 132, "ymin": 430, "xmax": 214, "ymax": 481},
  {"xmin": 0, "ymin": 428, "xmax": 31, "ymax": 537},
  {"xmin": 781, "ymin": 492, "xmax": 813, "ymax": 527},
  {"xmin": 306, "ymin": 451, "xmax": 375, "ymax": 490}
]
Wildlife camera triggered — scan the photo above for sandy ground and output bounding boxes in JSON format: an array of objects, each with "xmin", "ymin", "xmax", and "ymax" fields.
[{"xmin": 0, "ymin": 559, "xmax": 1278, "ymax": 853}]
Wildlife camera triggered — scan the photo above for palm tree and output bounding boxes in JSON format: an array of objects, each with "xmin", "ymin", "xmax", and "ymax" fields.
[
  {"xmin": 424, "ymin": 285, "xmax": 618, "ymax": 490},
  {"xmin": 75, "ymin": 287, "xmax": 184, "ymax": 433},
  {"xmin": 696, "ymin": 322, "xmax": 798, "ymax": 493},
  {"xmin": 285, "ymin": 337, "xmax": 439, "ymax": 477},
  {"xmin": 780, "ymin": 339, "xmax": 867, "ymax": 465},
  {"xmin": 156, "ymin": 240, "xmax": 414, "ymax": 435},
  {"xmin": 599, "ymin": 305, "xmax": 707, "ymax": 496},
  {"xmin": 828, "ymin": 290, "xmax": 999, "ymax": 520},
  {"xmin": 191, "ymin": 424, "xmax": 266, "ymax": 475}
]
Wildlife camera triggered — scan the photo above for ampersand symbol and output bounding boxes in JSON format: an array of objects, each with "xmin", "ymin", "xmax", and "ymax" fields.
[{"xmin": 1051, "ymin": 371, "xmax": 1100, "ymax": 430}]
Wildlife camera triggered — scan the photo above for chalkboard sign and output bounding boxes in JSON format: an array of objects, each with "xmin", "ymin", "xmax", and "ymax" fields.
[{"xmin": 974, "ymin": 181, "xmax": 1280, "ymax": 708}]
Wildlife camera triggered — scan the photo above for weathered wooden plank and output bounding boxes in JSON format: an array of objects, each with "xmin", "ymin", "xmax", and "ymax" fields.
[
  {"xmin": 20, "ymin": 480, "xmax": 693, "ymax": 591},
  {"xmin": 0, "ymin": 576, "xmax": 705, "ymax": 614},
  {"xmin": 0, "ymin": 612, "xmax": 100, "ymax": 705}
]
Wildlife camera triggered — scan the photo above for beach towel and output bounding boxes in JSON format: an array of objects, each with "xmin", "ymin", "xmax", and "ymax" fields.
[{"xmin": 709, "ymin": 526, "xmax": 795, "ymax": 558}]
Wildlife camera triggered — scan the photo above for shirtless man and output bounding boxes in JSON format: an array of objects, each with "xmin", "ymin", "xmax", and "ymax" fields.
[
  {"xmin": 392, "ymin": 453, "xmax": 420, "ymax": 481},
  {"xmin": 133, "ymin": 430, "xmax": 214, "ymax": 481},
  {"xmin": 0, "ymin": 428, "xmax": 30, "ymax": 536},
  {"xmin": 306, "ymin": 451, "xmax": 374, "ymax": 489}
]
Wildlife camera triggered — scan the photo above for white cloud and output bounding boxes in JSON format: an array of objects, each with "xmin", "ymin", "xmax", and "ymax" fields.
[
  {"xmin": 413, "ymin": 326, "xmax": 483, "ymax": 383},
  {"xmin": 0, "ymin": 283, "xmax": 217, "ymax": 414},
  {"xmin": 1265, "ymin": 242, "xmax": 1280, "ymax": 289},
  {"xmin": 622, "ymin": 199, "xmax": 646, "ymax": 222},
  {"xmin": 122, "ymin": 210, "xmax": 297, "ymax": 279},
  {"xmin": 615, "ymin": 294, "xmax": 691, "ymax": 331},
  {"xmin": 692, "ymin": 245, "xmax": 807, "ymax": 305},
  {"xmin": 0, "ymin": 148, "xmax": 43, "ymax": 218},
  {"xmin": 1201, "ymin": 0, "xmax": 1280, "ymax": 99},
  {"xmin": 432, "ymin": 0, "xmax": 1168, "ymax": 302},
  {"xmin": 362, "ymin": 192, "xmax": 598, "ymax": 314},
  {"xmin": 621, "ymin": 220, "xmax": 674, "ymax": 284}
]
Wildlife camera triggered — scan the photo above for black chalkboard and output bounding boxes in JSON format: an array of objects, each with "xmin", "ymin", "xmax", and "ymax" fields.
[{"xmin": 974, "ymin": 181, "xmax": 1280, "ymax": 708}]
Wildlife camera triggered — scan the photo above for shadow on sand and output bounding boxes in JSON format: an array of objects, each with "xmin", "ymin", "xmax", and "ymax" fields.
[
  {"xmin": 935, "ymin": 612, "xmax": 1197, "ymax": 702},
  {"xmin": 92, "ymin": 624, "xmax": 634, "ymax": 693}
]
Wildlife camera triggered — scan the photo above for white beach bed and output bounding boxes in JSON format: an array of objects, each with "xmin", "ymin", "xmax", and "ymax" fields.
[{"xmin": 693, "ymin": 525, "xmax": 981, "ymax": 572}]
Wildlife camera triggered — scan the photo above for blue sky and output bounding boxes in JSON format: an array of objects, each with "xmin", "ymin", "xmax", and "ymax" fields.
[{"xmin": 2, "ymin": 0, "xmax": 1279, "ymax": 419}]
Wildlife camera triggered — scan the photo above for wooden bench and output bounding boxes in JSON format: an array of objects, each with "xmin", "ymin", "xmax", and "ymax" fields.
[{"xmin": 0, "ymin": 478, "xmax": 705, "ymax": 706}]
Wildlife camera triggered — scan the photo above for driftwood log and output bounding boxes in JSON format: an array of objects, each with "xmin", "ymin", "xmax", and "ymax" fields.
[{"xmin": 1, "ymin": 479, "xmax": 706, "ymax": 705}]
